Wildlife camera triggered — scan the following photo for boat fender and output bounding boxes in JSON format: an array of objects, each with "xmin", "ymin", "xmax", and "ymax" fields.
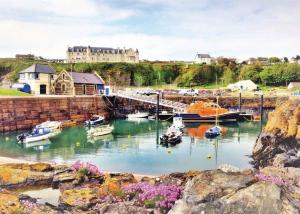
[
  {"xmin": 76, "ymin": 142, "xmax": 80, "ymax": 147},
  {"xmin": 167, "ymin": 149, "xmax": 171, "ymax": 154},
  {"xmin": 207, "ymin": 154, "xmax": 212, "ymax": 159}
]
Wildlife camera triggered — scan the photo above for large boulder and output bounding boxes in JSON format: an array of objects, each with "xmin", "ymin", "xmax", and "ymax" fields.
[
  {"xmin": 0, "ymin": 163, "xmax": 54, "ymax": 188},
  {"xmin": 252, "ymin": 98, "xmax": 300, "ymax": 169}
]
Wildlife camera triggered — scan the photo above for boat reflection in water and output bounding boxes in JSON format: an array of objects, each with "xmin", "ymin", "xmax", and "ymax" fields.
[
  {"xmin": 87, "ymin": 133, "xmax": 114, "ymax": 144},
  {"xmin": 186, "ymin": 124, "xmax": 228, "ymax": 139},
  {"xmin": 19, "ymin": 139, "xmax": 51, "ymax": 151}
]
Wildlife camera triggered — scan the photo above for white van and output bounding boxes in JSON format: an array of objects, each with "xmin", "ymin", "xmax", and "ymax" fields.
[{"xmin": 178, "ymin": 89, "xmax": 198, "ymax": 96}]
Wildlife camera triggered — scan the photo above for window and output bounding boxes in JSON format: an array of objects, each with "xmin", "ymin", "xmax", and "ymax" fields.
[
  {"xmin": 29, "ymin": 73, "xmax": 35, "ymax": 79},
  {"xmin": 50, "ymin": 74, "xmax": 54, "ymax": 80},
  {"xmin": 35, "ymin": 73, "xmax": 39, "ymax": 79},
  {"xmin": 19, "ymin": 74, "xmax": 25, "ymax": 80},
  {"xmin": 62, "ymin": 74, "xmax": 65, "ymax": 79}
]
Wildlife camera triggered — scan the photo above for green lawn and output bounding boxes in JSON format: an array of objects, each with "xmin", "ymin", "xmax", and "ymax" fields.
[{"xmin": 0, "ymin": 88, "xmax": 31, "ymax": 96}]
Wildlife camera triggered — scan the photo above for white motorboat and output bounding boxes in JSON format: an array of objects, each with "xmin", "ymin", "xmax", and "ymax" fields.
[
  {"xmin": 170, "ymin": 117, "xmax": 185, "ymax": 131},
  {"xmin": 160, "ymin": 127, "xmax": 183, "ymax": 145},
  {"xmin": 127, "ymin": 111, "xmax": 149, "ymax": 119},
  {"xmin": 87, "ymin": 125, "xmax": 114, "ymax": 137},
  {"xmin": 85, "ymin": 115, "xmax": 105, "ymax": 126},
  {"xmin": 17, "ymin": 127, "xmax": 52, "ymax": 144},
  {"xmin": 35, "ymin": 121, "xmax": 62, "ymax": 137}
]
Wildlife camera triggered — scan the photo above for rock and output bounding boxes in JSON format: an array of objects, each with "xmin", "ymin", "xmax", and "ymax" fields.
[
  {"xmin": 98, "ymin": 202, "xmax": 151, "ymax": 214},
  {"xmin": 218, "ymin": 164, "xmax": 240, "ymax": 173},
  {"xmin": 52, "ymin": 172, "xmax": 76, "ymax": 188},
  {"xmin": 0, "ymin": 163, "xmax": 54, "ymax": 188},
  {"xmin": 170, "ymin": 181, "xmax": 299, "ymax": 214},
  {"xmin": 107, "ymin": 173, "xmax": 137, "ymax": 185},
  {"xmin": 29, "ymin": 163, "xmax": 53, "ymax": 172},
  {"xmin": 252, "ymin": 98, "xmax": 300, "ymax": 169},
  {"xmin": 0, "ymin": 190, "xmax": 22, "ymax": 213},
  {"xmin": 183, "ymin": 169, "xmax": 255, "ymax": 205}
]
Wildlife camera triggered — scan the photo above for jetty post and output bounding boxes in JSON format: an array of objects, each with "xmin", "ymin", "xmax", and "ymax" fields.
[
  {"xmin": 238, "ymin": 92, "xmax": 242, "ymax": 112},
  {"xmin": 156, "ymin": 92, "xmax": 160, "ymax": 120},
  {"xmin": 260, "ymin": 94, "xmax": 264, "ymax": 120}
]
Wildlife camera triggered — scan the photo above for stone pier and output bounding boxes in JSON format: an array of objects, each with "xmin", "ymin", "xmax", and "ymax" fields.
[{"xmin": 0, "ymin": 96, "xmax": 109, "ymax": 132}]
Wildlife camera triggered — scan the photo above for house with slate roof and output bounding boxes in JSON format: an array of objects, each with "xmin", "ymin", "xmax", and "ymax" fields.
[
  {"xmin": 18, "ymin": 64, "xmax": 56, "ymax": 95},
  {"xmin": 194, "ymin": 53, "xmax": 212, "ymax": 64},
  {"xmin": 53, "ymin": 70, "xmax": 105, "ymax": 95}
]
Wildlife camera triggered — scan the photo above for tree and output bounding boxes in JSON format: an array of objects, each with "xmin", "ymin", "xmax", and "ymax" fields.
[
  {"xmin": 222, "ymin": 68, "xmax": 235, "ymax": 85},
  {"xmin": 268, "ymin": 57, "xmax": 281, "ymax": 64},
  {"xmin": 239, "ymin": 63, "xmax": 263, "ymax": 83},
  {"xmin": 283, "ymin": 57, "xmax": 289, "ymax": 63}
]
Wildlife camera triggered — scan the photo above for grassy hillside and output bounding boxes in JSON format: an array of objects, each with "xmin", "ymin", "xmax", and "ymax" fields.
[
  {"xmin": 1, "ymin": 58, "xmax": 300, "ymax": 88},
  {"xmin": 0, "ymin": 88, "xmax": 31, "ymax": 96}
]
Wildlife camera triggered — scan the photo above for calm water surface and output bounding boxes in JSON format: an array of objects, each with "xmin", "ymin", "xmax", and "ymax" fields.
[{"xmin": 0, "ymin": 119, "xmax": 263, "ymax": 175}]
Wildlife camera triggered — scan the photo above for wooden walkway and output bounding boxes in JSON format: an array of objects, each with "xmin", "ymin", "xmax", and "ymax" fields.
[{"xmin": 115, "ymin": 91, "xmax": 187, "ymax": 112}]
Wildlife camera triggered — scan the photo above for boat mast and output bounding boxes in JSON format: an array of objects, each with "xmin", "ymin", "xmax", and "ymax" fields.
[{"xmin": 216, "ymin": 96, "xmax": 218, "ymax": 126}]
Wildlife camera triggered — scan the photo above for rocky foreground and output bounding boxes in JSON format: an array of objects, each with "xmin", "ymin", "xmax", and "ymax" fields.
[{"xmin": 0, "ymin": 98, "xmax": 299, "ymax": 214}]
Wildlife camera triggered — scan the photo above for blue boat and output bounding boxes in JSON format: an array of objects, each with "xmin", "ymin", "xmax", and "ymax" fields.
[{"xmin": 205, "ymin": 126, "xmax": 222, "ymax": 138}]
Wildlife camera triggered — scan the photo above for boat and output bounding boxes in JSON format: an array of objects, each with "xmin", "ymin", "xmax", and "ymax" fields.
[
  {"xmin": 170, "ymin": 117, "xmax": 184, "ymax": 131},
  {"xmin": 87, "ymin": 124, "xmax": 114, "ymax": 137},
  {"xmin": 160, "ymin": 128, "xmax": 182, "ymax": 145},
  {"xmin": 17, "ymin": 127, "xmax": 52, "ymax": 143},
  {"xmin": 85, "ymin": 115, "xmax": 105, "ymax": 126},
  {"xmin": 205, "ymin": 97, "xmax": 222, "ymax": 139},
  {"xmin": 35, "ymin": 121, "xmax": 62, "ymax": 137},
  {"xmin": 127, "ymin": 111, "xmax": 149, "ymax": 119},
  {"xmin": 205, "ymin": 126, "xmax": 222, "ymax": 138},
  {"xmin": 176, "ymin": 101, "xmax": 246, "ymax": 123}
]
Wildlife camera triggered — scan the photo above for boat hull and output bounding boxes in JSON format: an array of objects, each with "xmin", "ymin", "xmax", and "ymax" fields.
[
  {"xmin": 22, "ymin": 134, "xmax": 51, "ymax": 143},
  {"xmin": 176, "ymin": 112, "xmax": 246, "ymax": 123}
]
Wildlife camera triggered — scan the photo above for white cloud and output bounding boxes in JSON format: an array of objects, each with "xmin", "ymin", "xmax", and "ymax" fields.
[{"xmin": 0, "ymin": 0, "xmax": 300, "ymax": 60}]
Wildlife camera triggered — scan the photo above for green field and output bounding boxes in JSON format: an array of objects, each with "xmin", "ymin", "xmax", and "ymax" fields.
[{"xmin": 0, "ymin": 88, "xmax": 31, "ymax": 96}]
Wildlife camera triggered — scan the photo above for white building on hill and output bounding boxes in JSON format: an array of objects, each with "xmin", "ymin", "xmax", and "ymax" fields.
[{"xmin": 194, "ymin": 54, "xmax": 212, "ymax": 64}]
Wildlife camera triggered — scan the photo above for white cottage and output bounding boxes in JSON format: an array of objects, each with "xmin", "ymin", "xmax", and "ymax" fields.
[
  {"xmin": 18, "ymin": 64, "xmax": 56, "ymax": 95},
  {"xmin": 194, "ymin": 54, "xmax": 212, "ymax": 65}
]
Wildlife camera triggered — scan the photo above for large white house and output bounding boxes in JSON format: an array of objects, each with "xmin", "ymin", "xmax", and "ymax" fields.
[
  {"xmin": 194, "ymin": 54, "xmax": 212, "ymax": 64},
  {"xmin": 18, "ymin": 64, "xmax": 57, "ymax": 95}
]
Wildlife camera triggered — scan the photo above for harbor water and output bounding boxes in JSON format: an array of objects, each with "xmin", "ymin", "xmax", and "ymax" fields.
[{"xmin": 0, "ymin": 119, "xmax": 263, "ymax": 175}]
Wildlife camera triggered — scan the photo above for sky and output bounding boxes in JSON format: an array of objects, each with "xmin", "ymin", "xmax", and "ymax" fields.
[{"xmin": 0, "ymin": 0, "xmax": 299, "ymax": 61}]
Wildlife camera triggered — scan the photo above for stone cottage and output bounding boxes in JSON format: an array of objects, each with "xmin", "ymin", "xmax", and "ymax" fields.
[
  {"xmin": 18, "ymin": 64, "xmax": 56, "ymax": 95},
  {"xmin": 53, "ymin": 70, "xmax": 105, "ymax": 95}
]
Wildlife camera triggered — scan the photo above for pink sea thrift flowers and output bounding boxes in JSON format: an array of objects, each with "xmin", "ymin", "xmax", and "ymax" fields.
[
  {"xmin": 71, "ymin": 160, "xmax": 103, "ymax": 176},
  {"xmin": 123, "ymin": 182, "xmax": 182, "ymax": 210},
  {"xmin": 255, "ymin": 173, "xmax": 287, "ymax": 186}
]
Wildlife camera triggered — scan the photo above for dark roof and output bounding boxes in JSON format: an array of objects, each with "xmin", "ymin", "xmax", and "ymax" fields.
[
  {"xmin": 68, "ymin": 72, "xmax": 104, "ymax": 84},
  {"xmin": 19, "ymin": 64, "xmax": 55, "ymax": 74},
  {"xmin": 67, "ymin": 46, "xmax": 138, "ymax": 54},
  {"xmin": 196, "ymin": 54, "xmax": 211, "ymax": 58}
]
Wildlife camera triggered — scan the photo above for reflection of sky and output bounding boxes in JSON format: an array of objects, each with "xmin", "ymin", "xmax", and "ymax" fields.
[{"xmin": 0, "ymin": 121, "xmax": 261, "ymax": 175}]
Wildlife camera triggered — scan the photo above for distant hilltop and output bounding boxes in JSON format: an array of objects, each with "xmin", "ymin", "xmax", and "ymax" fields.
[{"xmin": 66, "ymin": 46, "xmax": 139, "ymax": 64}]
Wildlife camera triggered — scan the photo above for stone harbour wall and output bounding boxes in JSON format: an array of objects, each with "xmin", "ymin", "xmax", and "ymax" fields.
[{"xmin": 0, "ymin": 96, "xmax": 109, "ymax": 132}]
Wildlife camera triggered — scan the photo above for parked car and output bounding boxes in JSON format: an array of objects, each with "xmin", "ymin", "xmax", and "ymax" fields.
[
  {"xmin": 136, "ymin": 88, "xmax": 157, "ymax": 96},
  {"xmin": 178, "ymin": 89, "xmax": 198, "ymax": 96}
]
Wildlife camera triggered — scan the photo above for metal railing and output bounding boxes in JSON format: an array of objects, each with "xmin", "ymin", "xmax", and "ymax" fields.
[{"xmin": 115, "ymin": 90, "xmax": 187, "ymax": 112}]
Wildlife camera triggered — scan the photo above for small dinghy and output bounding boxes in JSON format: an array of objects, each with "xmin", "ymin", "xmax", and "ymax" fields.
[
  {"xmin": 127, "ymin": 111, "xmax": 149, "ymax": 119},
  {"xmin": 205, "ymin": 126, "xmax": 222, "ymax": 138},
  {"xmin": 160, "ymin": 128, "xmax": 182, "ymax": 145},
  {"xmin": 17, "ymin": 127, "xmax": 51, "ymax": 144},
  {"xmin": 35, "ymin": 121, "xmax": 62, "ymax": 137},
  {"xmin": 85, "ymin": 115, "xmax": 105, "ymax": 126},
  {"xmin": 87, "ymin": 124, "xmax": 114, "ymax": 137}
]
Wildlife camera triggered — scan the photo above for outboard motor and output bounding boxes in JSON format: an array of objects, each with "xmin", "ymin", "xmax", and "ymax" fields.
[{"xmin": 17, "ymin": 134, "xmax": 26, "ymax": 142}]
